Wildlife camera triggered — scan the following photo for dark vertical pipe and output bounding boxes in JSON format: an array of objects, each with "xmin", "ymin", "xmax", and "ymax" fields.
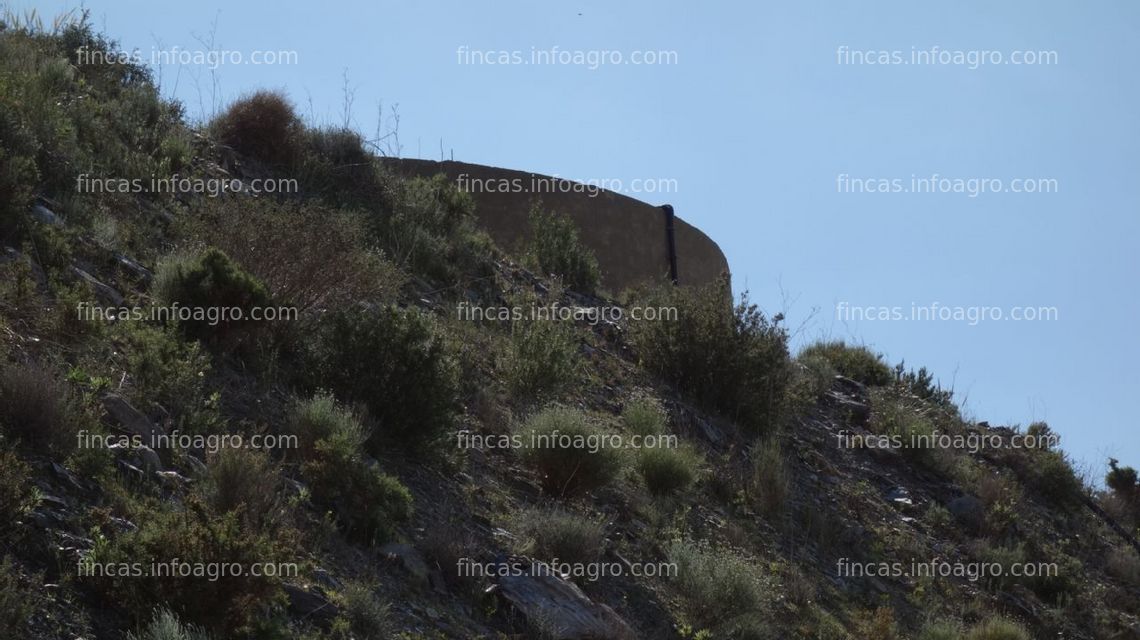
[{"xmin": 661, "ymin": 204, "xmax": 679, "ymax": 285}]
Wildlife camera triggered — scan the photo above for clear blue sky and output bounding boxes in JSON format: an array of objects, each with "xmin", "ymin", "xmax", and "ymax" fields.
[{"xmin": 19, "ymin": 0, "xmax": 1139, "ymax": 479}]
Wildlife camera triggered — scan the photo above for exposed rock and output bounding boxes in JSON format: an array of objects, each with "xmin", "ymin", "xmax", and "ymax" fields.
[
  {"xmin": 134, "ymin": 445, "xmax": 163, "ymax": 474},
  {"xmin": 947, "ymin": 495, "xmax": 985, "ymax": 532},
  {"xmin": 101, "ymin": 393, "xmax": 165, "ymax": 443},
  {"xmin": 30, "ymin": 203, "xmax": 64, "ymax": 226},
  {"xmin": 885, "ymin": 486, "xmax": 914, "ymax": 508},
  {"xmin": 493, "ymin": 556, "xmax": 635, "ymax": 640},
  {"xmin": 115, "ymin": 253, "xmax": 153, "ymax": 282},
  {"xmin": 73, "ymin": 266, "xmax": 124, "ymax": 307},
  {"xmin": 380, "ymin": 542, "xmax": 431, "ymax": 588},
  {"xmin": 283, "ymin": 583, "xmax": 339, "ymax": 624}
]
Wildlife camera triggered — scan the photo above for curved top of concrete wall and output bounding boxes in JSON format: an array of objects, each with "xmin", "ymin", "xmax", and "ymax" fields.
[{"xmin": 381, "ymin": 158, "xmax": 729, "ymax": 293}]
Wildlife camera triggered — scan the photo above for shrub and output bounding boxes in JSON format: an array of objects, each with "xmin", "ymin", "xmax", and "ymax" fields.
[
  {"xmin": 964, "ymin": 618, "xmax": 1030, "ymax": 640},
  {"xmin": 117, "ymin": 322, "xmax": 212, "ymax": 427},
  {"xmin": 84, "ymin": 500, "xmax": 285, "ymax": 635},
  {"xmin": 198, "ymin": 446, "xmax": 282, "ymax": 533},
  {"xmin": 0, "ymin": 557, "xmax": 34, "ymax": 638},
  {"xmin": 636, "ymin": 445, "xmax": 701, "ymax": 495},
  {"xmin": 749, "ymin": 437, "xmax": 789, "ymax": 515},
  {"xmin": 893, "ymin": 361, "xmax": 955, "ymax": 408},
  {"xmin": 373, "ymin": 174, "xmax": 495, "ymax": 287},
  {"xmin": 191, "ymin": 198, "xmax": 404, "ymax": 318},
  {"xmin": 1106, "ymin": 458, "xmax": 1139, "ymax": 498},
  {"xmin": 152, "ymin": 248, "xmax": 274, "ymax": 347},
  {"xmin": 0, "ymin": 450, "xmax": 37, "ymax": 534},
  {"xmin": 527, "ymin": 204, "xmax": 600, "ymax": 294},
  {"xmin": 307, "ymin": 306, "xmax": 459, "ymax": 451},
  {"xmin": 1022, "ymin": 448, "xmax": 1084, "ymax": 507},
  {"xmin": 799, "ymin": 341, "xmax": 891, "ymax": 386},
  {"xmin": 516, "ymin": 406, "xmax": 626, "ymax": 496},
  {"xmin": 667, "ymin": 540, "xmax": 765, "ymax": 629},
  {"xmin": 1106, "ymin": 546, "xmax": 1140, "ymax": 586},
  {"xmin": 917, "ymin": 620, "xmax": 962, "ymax": 640},
  {"xmin": 852, "ymin": 607, "xmax": 898, "ymax": 640},
  {"xmin": 211, "ymin": 90, "xmax": 302, "ymax": 168},
  {"xmin": 621, "ymin": 394, "xmax": 667, "ymax": 436},
  {"xmin": 331, "ymin": 582, "xmax": 391, "ymax": 640},
  {"xmin": 127, "ymin": 608, "xmax": 214, "ymax": 640},
  {"xmin": 505, "ymin": 314, "xmax": 580, "ymax": 398},
  {"xmin": 301, "ymin": 437, "xmax": 412, "ymax": 544},
  {"xmin": 788, "ymin": 352, "xmax": 837, "ymax": 408},
  {"xmin": 0, "ymin": 362, "xmax": 80, "ymax": 456},
  {"xmin": 286, "ymin": 392, "xmax": 367, "ymax": 461},
  {"xmin": 0, "ymin": 108, "xmax": 39, "ymax": 240},
  {"xmin": 510, "ymin": 507, "xmax": 605, "ymax": 565},
  {"xmin": 629, "ymin": 278, "xmax": 791, "ymax": 434},
  {"xmin": 295, "ymin": 127, "xmax": 388, "ymax": 209}
]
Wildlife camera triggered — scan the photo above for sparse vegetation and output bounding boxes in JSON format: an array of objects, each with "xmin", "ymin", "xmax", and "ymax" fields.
[
  {"xmin": 963, "ymin": 617, "xmax": 1030, "ymax": 640},
  {"xmin": 749, "ymin": 436, "xmax": 790, "ymax": 515},
  {"xmin": 511, "ymin": 507, "xmax": 605, "ymax": 565},
  {"xmin": 630, "ymin": 277, "xmax": 791, "ymax": 434},
  {"xmin": 667, "ymin": 540, "xmax": 767, "ymax": 630},
  {"xmin": 210, "ymin": 90, "xmax": 303, "ymax": 168},
  {"xmin": 800, "ymin": 340, "xmax": 892, "ymax": 386},
  {"xmin": 0, "ymin": 362, "xmax": 80, "ymax": 456},
  {"xmin": 636, "ymin": 444, "xmax": 701, "ymax": 495},
  {"xmin": 516, "ymin": 406, "xmax": 626, "ymax": 496},
  {"xmin": 527, "ymin": 204, "xmax": 601, "ymax": 294},
  {"xmin": 152, "ymin": 248, "xmax": 274, "ymax": 348},
  {"xmin": 127, "ymin": 608, "xmax": 214, "ymax": 640},
  {"xmin": 505, "ymin": 310, "xmax": 581, "ymax": 398},
  {"xmin": 307, "ymin": 305, "xmax": 459, "ymax": 451}
]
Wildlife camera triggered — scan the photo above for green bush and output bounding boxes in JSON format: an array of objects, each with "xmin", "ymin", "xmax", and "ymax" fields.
[
  {"xmin": 307, "ymin": 305, "xmax": 459, "ymax": 451},
  {"xmin": 295, "ymin": 127, "xmax": 388, "ymax": 210},
  {"xmin": 373, "ymin": 174, "xmax": 495, "ymax": 288},
  {"xmin": 331, "ymin": 582, "xmax": 391, "ymax": 640},
  {"xmin": 1106, "ymin": 459, "xmax": 1139, "ymax": 498},
  {"xmin": 0, "ymin": 107, "xmax": 39, "ymax": 240},
  {"xmin": 505, "ymin": 314, "xmax": 580, "ymax": 398},
  {"xmin": 301, "ymin": 437, "xmax": 412, "ymax": 545},
  {"xmin": 0, "ymin": 450, "xmax": 36, "ymax": 535},
  {"xmin": 83, "ymin": 500, "xmax": 285, "ymax": 635},
  {"xmin": 749, "ymin": 437, "xmax": 789, "ymax": 515},
  {"xmin": 1022, "ymin": 448, "xmax": 1084, "ymax": 507},
  {"xmin": 799, "ymin": 340, "xmax": 892, "ymax": 386},
  {"xmin": 527, "ymin": 204, "xmax": 600, "ymax": 294},
  {"xmin": 621, "ymin": 394, "xmax": 667, "ymax": 436},
  {"xmin": 152, "ymin": 248, "xmax": 274, "ymax": 347},
  {"xmin": 118, "ymin": 323, "xmax": 212, "ymax": 428},
  {"xmin": 516, "ymin": 406, "xmax": 626, "ymax": 496},
  {"xmin": 190, "ymin": 198, "xmax": 404, "ymax": 318},
  {"xmin": 667, "ymin": 540, "xmax": 766, "ymax": 629},
  {"xmin": 510, "ymin": 507, "xmax": 605, "ymax": 565},
  {"xmin": 0, "ymin": 557, "xmax": 34, "ymax": 638},
  {"xmin": 964, "ymin": 618, "xmax": 1029, "ymax": 640},
  {"xmin": 789, "ymin": 352, "xmax": 837, "ymax": 408},
  {"xmin": 917, "ymin": 620, "xmax": 962, "ymax": 640},
  {"xmin": 893, "ymin": 361, "xmax": 955, "ymax": 407},
  {"xmin": 211, "ymin": 90, "xmax": 302, "ymax": 168},
  {"xmin": 629, "ymin": 278, "xmax": 790, "ymax": 434},
  {"xmin": 0, "ymin": 362, "xmax": 80, "ymax": 456},
  {"xmin": 198, "ymin": 446, "xmax": 282, "ymax": 533},
  {"xmin": 127, "ymin": 608, "xmax": 214, "ymax": 640},
  {"xmin": 636, "ymin": 445, "xmax": 701, "ymax": 495},
  {"xmin": 286, "ymin": 392, "xmax": 368, "ymax": 461}
]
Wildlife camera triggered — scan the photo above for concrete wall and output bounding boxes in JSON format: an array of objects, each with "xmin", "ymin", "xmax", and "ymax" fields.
[{"xmin": 381, "ymin": 159, "xmax": 729, "ymax": 292}]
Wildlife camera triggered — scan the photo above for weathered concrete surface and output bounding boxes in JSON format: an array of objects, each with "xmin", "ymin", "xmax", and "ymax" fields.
[{"xmin": 382, "ymin": 159, "xmax": 729, "ymax": 292}]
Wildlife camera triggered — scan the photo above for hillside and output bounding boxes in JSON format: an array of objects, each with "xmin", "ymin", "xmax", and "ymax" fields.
[{"xmin": 1, "ymin": 14, "xmax": 1139, "ymax": 640}]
